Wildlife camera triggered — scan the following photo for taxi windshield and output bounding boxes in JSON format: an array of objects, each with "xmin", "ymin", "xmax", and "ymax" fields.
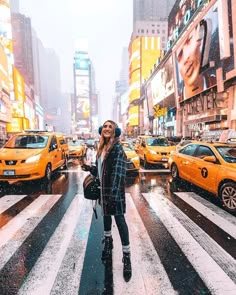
[
  {"xmin": 216, "ymin": 146, "xmax": 236, "ymax": 163},
  {"xmin": 122, "ymin": 143, "xmax": 133, "ymax": 151},
  {"xmin": 68, "ymin": 141, "xmax": 84, "ymax": 147},
  {"xmin": 146, "ymin": 138, "xmax": 170, "ymax": 146},
  {"xmin": 5, "ymin": 135, "xmax": 49, "ymax": 149}
]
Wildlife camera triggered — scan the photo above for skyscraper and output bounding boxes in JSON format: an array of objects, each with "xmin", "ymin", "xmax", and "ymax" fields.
[{"xmin": 133, "ymin": 0, "xmax": 175, "ymax": 26}]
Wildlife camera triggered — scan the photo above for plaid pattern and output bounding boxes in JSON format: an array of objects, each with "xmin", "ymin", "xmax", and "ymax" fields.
[{"xmin": 99, "ymin": 139, "xmax": 127, "ymax": 216}]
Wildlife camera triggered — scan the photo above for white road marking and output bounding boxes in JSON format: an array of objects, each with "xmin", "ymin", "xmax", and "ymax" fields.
[
  {"xmin": 175, "ymin": 192, "xmax": 236, "ymax": 239},
  {"xmin": 112, "ymin": 193, "xmax": 177, "ymax": 295},
  {"xmin": 143, "ymin": 193, "xmax": 236, "ymax": 294},
  {"xmin": 18, "ymin": 194, "xmax": 93, "ymax": 295},
  {"xmin": 0, "ymin": 194, "xmax": 62, "ymax": 270},
  {"xmin": 50, "ymin": 196, "xmax": 93, "ymax": 295},
  {"xmin": 0, "ymin": 195, "xmax": 27, "ymax": 214}
]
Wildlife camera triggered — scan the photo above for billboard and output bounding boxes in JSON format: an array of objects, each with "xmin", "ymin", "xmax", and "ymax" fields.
[
  {"xmin": 175, "ymin": 3, "xmax": 220, "ymax": 102},
  {"xmin": 167, "ymin": 0, "xmax": 210, "ymax": 50},
  {"xmin": 76, "ymin": 76, "xmax": 89, "ymax": 97},
  {"xmin": 129, "ymin": 37, "xmax": 161, "ymax": 103},
  {"xmin": 151, "ymin": 55, "xmax": 174, "ymax": 106},
  {"xmin": 0, "ymin": 0, "xmax": 12, "ymax": 53},
  {"xmin": 128, "ymin": 105, "xmax": 139, "ymax": 126},
  {"xmin": 0, "ymin": 43, "xmax": 9, "ymax": 92},
  {"xmin": 13, "ymin": 67, "xmax": 25, "ymax": 102},
  {"xmin": 76, "ymin": 98, "xmax": 90, "ymax": 120}
]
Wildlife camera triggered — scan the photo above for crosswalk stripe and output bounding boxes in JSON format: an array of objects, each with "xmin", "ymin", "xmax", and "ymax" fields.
[
  {"xmin": 112, "ymin": 193, "xmax": 177, "ymax": 295},
  {"xmin": 143, "ymin": 193, "xmax": 236, "ymax": 294},
  {"xmin": 50, "ymin": 195, "xmax": 93, "ymax": 295},
  {"xmin": 0, "ymin": 194, "xmax": 62, "ymax": 269},
  {"xmin": 175, "ymin": 192, "xmax": 236, "ymax": 239},
  {"xmin": 18, "ymin": 194, "xmax": 93, "ymax": 295},
  {"xmin": 0, "ymin": 195, "xmax": 27, "ymax": 214}
]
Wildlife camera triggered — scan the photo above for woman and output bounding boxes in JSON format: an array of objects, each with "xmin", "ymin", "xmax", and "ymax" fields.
[{"xmin": 83, "ymin": 120, "xmax": 132, "ymax": 282}]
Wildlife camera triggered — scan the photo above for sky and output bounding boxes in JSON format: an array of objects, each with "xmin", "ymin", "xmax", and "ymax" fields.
[{"xmin": 19, "ymin": 0, "xmax": 133, "ymax": 122}]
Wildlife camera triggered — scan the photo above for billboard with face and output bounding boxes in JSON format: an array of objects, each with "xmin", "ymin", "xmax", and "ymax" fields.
[
  {"xmin": 175, "ymin": 4, "xmax": 219, "ymax": 102},
  {"xmin": 175, "ymin": 0, "xmax": 234, "ymax": 103},
  {"xmin": 167, "ymin": 0, "xmax": 210, "ymax": 50}
]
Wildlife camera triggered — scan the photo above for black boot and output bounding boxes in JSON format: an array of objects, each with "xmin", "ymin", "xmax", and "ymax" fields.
[
  {"xmin": 101, "ymin": 237, "xmax": 113, "ymax": 260},
  {"xmin": 122, "ymin": 253, "xmax": 132, "ymax": 282}
]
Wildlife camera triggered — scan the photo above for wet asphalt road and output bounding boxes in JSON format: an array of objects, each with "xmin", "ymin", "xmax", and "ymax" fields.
[{"xmin": 0, "ymin": 159, "xmax": 235, "ymax": 294}]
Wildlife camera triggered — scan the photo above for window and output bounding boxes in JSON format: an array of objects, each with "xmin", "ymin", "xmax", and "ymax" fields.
[
  {"xmin": 157, "ymin": 30, "xmax": 160, "ymax": 34},
  {"xmin": 195, "ymin": 146, "xmax": 214, "ymax": 159},
  {"xmin": 180, "ymin": 144, "xmax": 198, "ymax": 156},
  {"xmin": 152, "ymin": 30, "xmax": 155, "ymax": 33},
  {"xmin": 141, "ymin": 29, "xmax": 144, "ymax": 33}
]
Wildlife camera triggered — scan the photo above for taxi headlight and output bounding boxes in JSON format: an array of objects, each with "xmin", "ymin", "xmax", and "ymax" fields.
[
  {"xmin": 25, "ymin": 154, "xmax": 41, "ymax": 163},
  {"xmin": 149, "ymin": 150, "xmax": 156, "ymax": 155}
]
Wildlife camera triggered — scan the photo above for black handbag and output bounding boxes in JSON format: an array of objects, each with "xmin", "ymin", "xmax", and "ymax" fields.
[{"xmin": 83, "ymin": 174, "xmax": 100, "ymax": 201}]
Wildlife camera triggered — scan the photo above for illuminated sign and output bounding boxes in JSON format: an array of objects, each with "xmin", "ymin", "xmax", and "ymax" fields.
[
  {"xmin": 153, "ymin": 105, "xmax": 167, "ymax": 118},
  {"xmin": 129, "ymin": 37, "xmax": 161, "ymax": 103},
  {"xmin": 175, "ymin": 4, "xmax": 219, "ymax": 102},
  {"xmin": 128, "ymin": 105, "xmax": 139, "ymax": 126},
  {"xmin": 151, "ymin": 55, "xmax": 174, "ymax": 106},
  {"xmin": 0, "ymin": 43, "xmax": 9, "ymax": 92},
  {"xmin": 0, "ymin": 0, "xmax": 12, "ymax": 52},
  {"xmin": 13, "ymin": 67, "xmax": 25, "ymax": 102},
  {"xmin": 167, "ymin": 0, "xmax": 210, "ymax": 51}
]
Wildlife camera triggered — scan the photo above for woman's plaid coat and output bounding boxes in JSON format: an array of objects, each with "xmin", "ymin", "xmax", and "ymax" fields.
[{"xmin": 98, "ymin": 139, "xmax": 127, "ymax": 216}]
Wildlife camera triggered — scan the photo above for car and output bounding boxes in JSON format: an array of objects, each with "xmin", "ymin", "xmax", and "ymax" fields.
[
  {"xmin": 0, "ymin": 130, "xmax": 69, "ymax": 184},
  {"xmin": 168, "ymin": 141, "xmax": 236, "ymax": 212},
  {"xmin": 68, "ymin": 140, "xmax": 86, "ymax": 159},
  {"xmin": 85, "ymin": 139, "xmax": 96, "ymax": 150},
  {"xmin": 136, "ymin": 135, "xmax": 176, "ymax": 168},
  {"xmin": 121, "ymin": 141, "xmax": 140, "ymax": 172}
]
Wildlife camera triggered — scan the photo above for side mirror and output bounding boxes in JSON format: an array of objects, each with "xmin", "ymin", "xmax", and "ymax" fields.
[{"xmin": 203, "ymin": 155, "xmax": 216, "ymax": 163}]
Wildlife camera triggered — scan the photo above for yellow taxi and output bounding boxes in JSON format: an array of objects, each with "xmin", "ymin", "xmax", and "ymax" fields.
[
  {"xmin": 0, "ymin": 130, "xmax": 69, "ymax": 184},
  {"xmin": 121, "ymin": 141, "xmax": 140, "ymax": 172},
  {"xmin": 168, "ymin": 141, "xmax": 236, "ymax": 212},
  {"xmin": 136, "ymin": 135, "xmax": 176, "ymax": 168},
  {"xmin": 68, "ymin": 139, "xmax": 86, "ymax": 159}
]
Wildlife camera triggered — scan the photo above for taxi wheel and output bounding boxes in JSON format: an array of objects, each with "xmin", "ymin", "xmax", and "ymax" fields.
[
  {"xmin": 62, "ymin": 156, "xmax": 68, "ymax": 169},
  {"xmin": 171, "ymin": 163, "xmax": 179, "ymax": 180},
  {"xmin": 44, "ymin": 164, "xmax": 52, "ymax": 182},
  {"xmin": 219, "ymin": 182, "xmax": 236, "ymax": 212}
]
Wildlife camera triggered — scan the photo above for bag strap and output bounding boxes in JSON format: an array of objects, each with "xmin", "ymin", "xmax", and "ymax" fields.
[{"xmin": 92, "ymin": 200, "xmax": 98, "ymax": 219}]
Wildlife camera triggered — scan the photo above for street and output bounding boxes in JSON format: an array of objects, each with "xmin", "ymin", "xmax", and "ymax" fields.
[{"xmin": 0, "ymin": 160, "xmax": 235, "ymax": 295}]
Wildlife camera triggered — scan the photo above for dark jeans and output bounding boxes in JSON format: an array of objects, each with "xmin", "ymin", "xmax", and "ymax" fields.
[{"xmin": 103, "ymin": 215, "xmax": 129, "ymax": 246}]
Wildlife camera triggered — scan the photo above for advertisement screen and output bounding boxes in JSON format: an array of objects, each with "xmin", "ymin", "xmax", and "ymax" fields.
[
  {"xmin": 76, "ymin": 97, "xmax": 90, "ymax": 120},
  {"xmin": 129, "ymin": 106, "xmax": 139, "ymax": 126},
  {"xmin": 175, "ymin": 4, "xmax": 220, "ymax": 102},
  {"xmin": 141, "ymin": 37, "xmax": 161, "ymax": 83},
  {"xmin": 13, "ymin": 67, "xmax": 25, "ymax": 102},
  {"xmin": 0, "ymin": 0, "xmax": 12, "ymax": 53},
  {"xmin": 76, "ymin": 76, "xmax": 89, "ymax": 98},
  {"xmin": 167, "ymin": 0, "xmax": 209, "ymax": 50},
  {"xmin": 0, "ymin": 44, "xmax": 9, "ymax": 92},
  {"xmin": 151, "ymin": 55, "xmax": 174, "ymax": 106}
]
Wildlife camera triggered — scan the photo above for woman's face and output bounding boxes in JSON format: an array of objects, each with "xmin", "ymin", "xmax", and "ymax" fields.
[{"xmin": 102, "ymin": 121, "xmax": 114, "ymax": 139}]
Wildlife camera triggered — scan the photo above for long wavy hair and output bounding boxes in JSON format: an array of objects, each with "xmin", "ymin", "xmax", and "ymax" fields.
[{"xmin": 97, "ymin": 120, "xmax": 117, "ymax": 158}]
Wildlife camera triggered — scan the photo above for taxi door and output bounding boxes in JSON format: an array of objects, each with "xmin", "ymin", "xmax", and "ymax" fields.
[
  {"xmin": 49, "ymin": 136, "xmax": 63, "ymax": 170},
  {"xmin": 191, "ymin": 145, "xmax": 219, "ymax": 193},
  {"xmin": 138, "ymin": 138, "xmax": 146, "ymax": 161}
]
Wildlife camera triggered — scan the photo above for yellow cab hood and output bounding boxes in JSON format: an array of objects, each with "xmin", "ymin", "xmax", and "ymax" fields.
[
  {"xmin": 0, "ymin": 148, "xmax": 42, "ymax": 160},
  {"xmin": 125, "ymin": 150, "xmax": 137, "ymax": 159}
]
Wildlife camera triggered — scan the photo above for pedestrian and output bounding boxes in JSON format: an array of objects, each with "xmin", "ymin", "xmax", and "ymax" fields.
[{"xmin": 82, "ymin": 120, "xmax": 132, "ymax": 282}]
